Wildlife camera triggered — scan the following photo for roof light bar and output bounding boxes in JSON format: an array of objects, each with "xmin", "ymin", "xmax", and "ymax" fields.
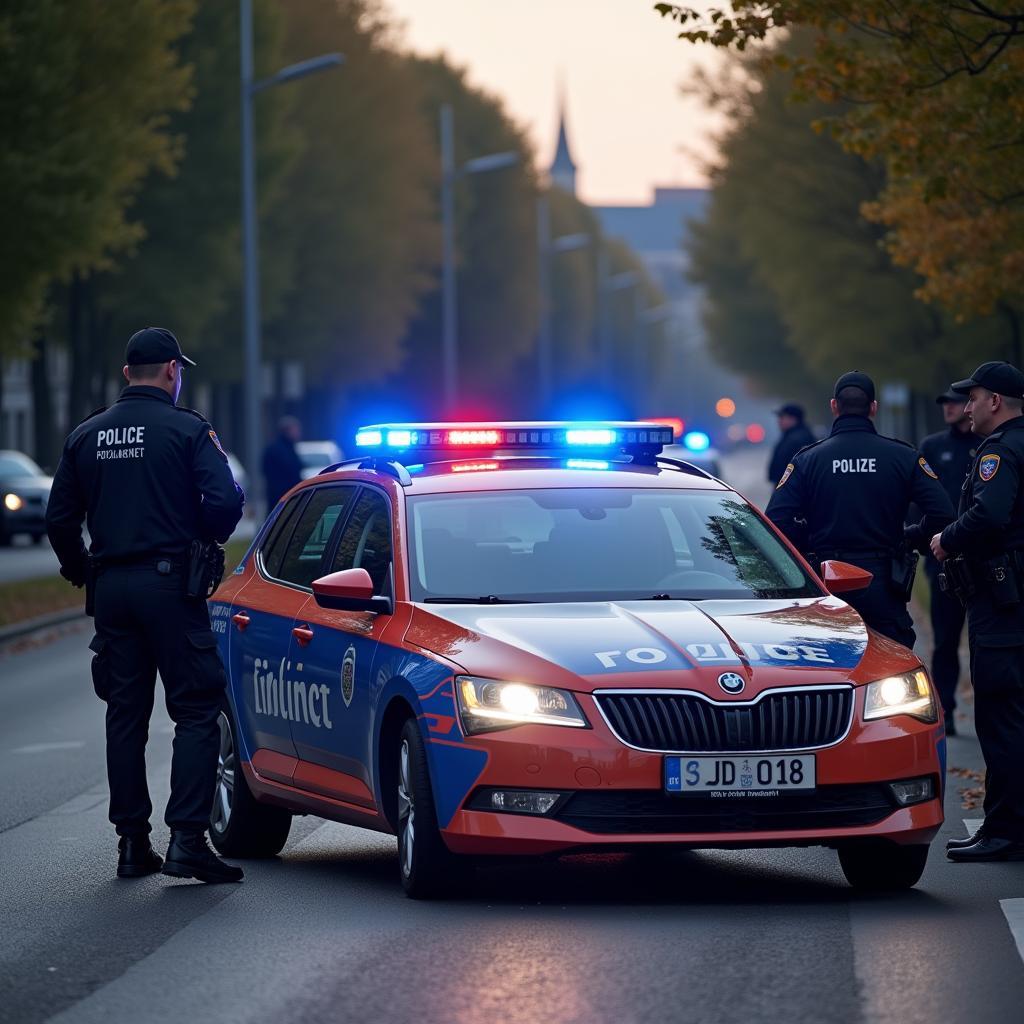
[{"xmin": 351, "ymin": 421, "xmax": 674, "ymax": 459}]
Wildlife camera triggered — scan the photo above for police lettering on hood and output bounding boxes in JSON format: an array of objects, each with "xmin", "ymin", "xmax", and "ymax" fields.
[{"xmin": 765, "ymin": 370, "xmax": 954, "ymax": 650}]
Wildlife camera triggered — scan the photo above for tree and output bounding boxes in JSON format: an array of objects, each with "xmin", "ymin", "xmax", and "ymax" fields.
[
  {"xmin": 0, "ymin": 0, "xmax": 195, "ymax": 356},
  {"xmin": 656, "ymin": 2, "xmax": 1024, "ymax": 317},
  {"xmin": 687, "ymin": 35, "xmax": 1013, "ymax": 405}
]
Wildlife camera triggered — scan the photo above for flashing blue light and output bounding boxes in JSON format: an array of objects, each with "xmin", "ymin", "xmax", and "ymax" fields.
[
  {"xmin": 566, "ymin": 428, "xmax": 617, "ymax": 446},
  {"xmin": 566, "ymin": 459, "xmax": 610, "ymax": 470},
  {"xmin": 387, "ymin": 429, "xmax": 414, "ymax": 447},
  {"xmin": 683, "ymin": 430, "xmax": 711, "ymax": 452},
  {"xmin": 355, "ymin": 430, "xmax": 382, "ymax": 447}
]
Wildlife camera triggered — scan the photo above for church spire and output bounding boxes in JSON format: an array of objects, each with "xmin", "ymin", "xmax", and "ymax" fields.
[{"xmin": 549, "ymin": 78, "xmax": 577, "ymax": 195}]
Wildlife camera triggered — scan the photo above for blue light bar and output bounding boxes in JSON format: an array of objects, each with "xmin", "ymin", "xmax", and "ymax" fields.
[
  {"xmin": 566, "ymin": 428, "xmax": 617, "ymax": 446},
  {"xmin": 683, "ymin": 430, "xmax": 711, "ymax": 452},
  {"xmin": 566, "ymin": 459, "xmax": 610, "ymax": 470},
  {"xmin": 355, "ymin": 429, "xmax": 382, "ymax": 447}
]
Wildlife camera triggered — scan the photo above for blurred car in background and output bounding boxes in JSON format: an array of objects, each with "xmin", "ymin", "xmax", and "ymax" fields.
[
  {"xmin": 0, "ymin": 450, "xmax": 52, "ymax": 546},
  {"xmin": 662, "ymin": 441, "xmax": 723, "ymax": 480},
  {"xmin": 296, "ymin": 440, "xmax": 344, "ymax": 479}
]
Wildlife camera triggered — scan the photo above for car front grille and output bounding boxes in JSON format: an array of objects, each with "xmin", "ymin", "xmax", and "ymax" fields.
[
  {"xmin": 595, "ymin": 687, "xmax": 854, "ymax": 752},
  {"xmin": 555, "ymin": 783, "xmax": 895, "ymax": 835}
]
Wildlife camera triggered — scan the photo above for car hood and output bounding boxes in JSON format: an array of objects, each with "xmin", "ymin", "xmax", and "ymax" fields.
[
  {"xmin": 0, "ymin": 475, "xmax": 52, "ymax": 495},
  {"xmin": 405, "ymin": 598, "xmax": 915, "ymax": 696}
]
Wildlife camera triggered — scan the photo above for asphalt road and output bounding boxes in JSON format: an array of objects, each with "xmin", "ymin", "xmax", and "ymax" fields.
[{"xmin": 2, "ymin": 618, "xmax": 1023, "ymax": 1024}]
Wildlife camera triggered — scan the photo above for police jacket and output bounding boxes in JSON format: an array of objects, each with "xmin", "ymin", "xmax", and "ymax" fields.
[
  {"xmin": 940, "ymin": 415, "xmax": 1024, "ymax": 560},
  {"xmin": 46, "ymin": 386, "xmax": 244, "ymax": 583},
  {"xmin": 920, "ymin": 425, "xmax": 977, "ymax": 510},
  {"xmin": 765, "ymin": 414, "xmax": 954, "ymax": 559},
  {"xmin": 768, "ymin": 422, "xmax": 816, "ymax": 484}
]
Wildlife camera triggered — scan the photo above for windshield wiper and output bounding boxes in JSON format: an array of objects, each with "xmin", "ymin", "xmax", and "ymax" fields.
[{"xmin": 422, "ymin": 595, "xmax": 536, "ymax": 604}]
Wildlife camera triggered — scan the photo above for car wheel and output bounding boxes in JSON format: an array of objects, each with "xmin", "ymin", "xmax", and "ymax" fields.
[
  {"xmin": 209, "ymin": 708, "xmax": 291, "ymax": 858},
  {"xmin": 397, "ymin": 717, "xmax": 464, "ymax": 898},
  {"xmin": 838, "ymin": 841, "xmax": 929, "ymax": 890}
]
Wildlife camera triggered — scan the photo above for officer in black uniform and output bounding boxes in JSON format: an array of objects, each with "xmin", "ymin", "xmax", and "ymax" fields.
[
  {"xmin": 768, "ymin": 403, "xmax": 816, "ymax": 485},
  {"xmin": 766, "ymin": 371, "xmax": 953, "ymax": 648},
  {"xmin": 931, "ymin": 362, "xmax": 1024, "ymax": 862},
  {"xmin": 46, "ymin": 327, "xmax": 246, "ymax": 883},
  {"xmin": 919, "ymin": 389, "xmax": 977, "ymax": 733}
]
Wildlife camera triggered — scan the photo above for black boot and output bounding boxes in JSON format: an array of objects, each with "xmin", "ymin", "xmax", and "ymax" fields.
[
  {"xmin": 117, "ymin": 834, "xmax": 163, "ymax": 878},
  {"xmin": 162, "ymin": 831, "xmax": 244, "ymax": 884}
]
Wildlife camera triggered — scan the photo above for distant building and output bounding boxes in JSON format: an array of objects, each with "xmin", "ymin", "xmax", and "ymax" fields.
[{"xmin": 549, "ymin": 90, "xmax": 578, "ymax": 196}]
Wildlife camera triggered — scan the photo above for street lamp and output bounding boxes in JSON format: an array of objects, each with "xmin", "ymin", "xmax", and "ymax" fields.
[
  {"xmin": 440, "ymin": 104, "xmax": 519, "ymax": 410},
  {"xmin": 535, "ymin": 191, "xmax": 590, "ymax": 409},
  {"xmin": 240, "ymin": 0, "xmax": 342, "ymax": 514},
  {"xmin": 636, "ymin": 304, "xmax": 673, "ymax": 401}
]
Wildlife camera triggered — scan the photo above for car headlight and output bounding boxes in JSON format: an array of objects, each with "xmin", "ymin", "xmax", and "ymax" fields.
[
  {"xmin": 456, "ymin": 676, "xmax": 588, "ymax": 734},
  {"xmin": 863, "ymin": 669, "xmax": 937, "ymax": 723},
  {"xmin": 3, "ymin": 493, "xmax": 23, "ymax": 512}
]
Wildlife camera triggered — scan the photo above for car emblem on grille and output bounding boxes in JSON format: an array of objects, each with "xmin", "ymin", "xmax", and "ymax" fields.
[{"xmin": 718, "ymin": 672, "xmax": 745, "ymax": 695}]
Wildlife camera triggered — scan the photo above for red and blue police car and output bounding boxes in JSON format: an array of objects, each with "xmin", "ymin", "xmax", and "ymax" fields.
[{"xmin": 208, "ymin": 422, "xmax": 944, "ymax": 897}]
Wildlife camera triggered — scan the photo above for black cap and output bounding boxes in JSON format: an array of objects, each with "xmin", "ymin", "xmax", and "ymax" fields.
[
  {"xmin": 951, "ymin": 361, "xmax": 1024, "ymax": 399},
  {"xmin": 833, "ymin": 370, "xmax": 875, "ymax": 403},
  {"xmin": 935, "ymin": 389, "xmax": 966, "ymax": 405},
  {"xmin": 774, "ymin": 403, "xmax": 805, "ymax": 419},
  {"xmin": 125, "ymin": 327, "xmax": 196, "ymax": 368}
]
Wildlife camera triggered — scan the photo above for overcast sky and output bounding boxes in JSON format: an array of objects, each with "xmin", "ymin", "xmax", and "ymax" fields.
[{"xmin": 382, "ymin": 0, "xmax": 722, "ymax": 205}]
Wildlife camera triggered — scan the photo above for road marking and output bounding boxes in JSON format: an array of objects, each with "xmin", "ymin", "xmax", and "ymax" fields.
[
  {"xmin": 12, "ymin": 741, "xmax": 85, "ymax": 755},
  {"xmin": 1000, "ymin": 900, "xmax": 1024, "ymax": 966},
  {"xmin": 963, "ymin": 818, "xmax": 984, "ymax": 835}
]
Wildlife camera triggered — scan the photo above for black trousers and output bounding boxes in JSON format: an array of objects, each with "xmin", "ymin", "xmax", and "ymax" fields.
[
  {"xmin": 967, "ymin": 594, "xmax": 1024, "ymax": 842},
  {"xmin": 89, "ymin": 563, "xmax": 227, "ymax": 836},
  {"xmin": 926, "ymin": 564, "xmax": 967, "ymax": 715},
  {"xmin": 841, "ymin": 558, "xmax": 916, "ymax": 650}
]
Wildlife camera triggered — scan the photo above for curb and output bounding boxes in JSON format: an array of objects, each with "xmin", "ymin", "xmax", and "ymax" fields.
[{"xmin": 0, "ymin": 606, "xmax": 87, "ymax": 646}]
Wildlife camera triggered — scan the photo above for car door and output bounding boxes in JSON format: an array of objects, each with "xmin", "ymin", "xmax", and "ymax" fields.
[
  {"xmin": 289, "ymin": 485, "xmax": 395, "ymax": 809},
  {"xmin": 230, "ymin": 484, "xmax": 357, "ymax": 782}
]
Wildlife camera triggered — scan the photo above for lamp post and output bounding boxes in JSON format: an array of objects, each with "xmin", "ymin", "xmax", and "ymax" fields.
[
  {"xmin": 440, "ymin": 104, "xmax": 518, "ymax": 410},
  {"xmin": 636, "ymin": 304, "xmax": 673, "ymax": 406},
  {"xmin": 240, "ymin": 0, "xmax": 342, "ymax": 514},
  {"xmin": 535, "ymin": 192, "xmax": 590, "ymax": 410}
]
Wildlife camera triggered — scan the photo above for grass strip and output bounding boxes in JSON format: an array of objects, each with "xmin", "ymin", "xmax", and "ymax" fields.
[{"xmin": 0, "ymin": 538, "xmax": 252, "ymax": 630}]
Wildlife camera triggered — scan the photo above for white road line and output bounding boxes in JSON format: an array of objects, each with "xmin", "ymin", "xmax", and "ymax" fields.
[
  {"xmin": 11, "ymin": 741, "xmax": 85, "ymax": 754},
  {"xmin": 963, "ymin": 818, "xmax": 984, "ymax": 835},
  {"xmin": 1000, "ymin": 900, "xmax": 1024, "ymax": 966}
]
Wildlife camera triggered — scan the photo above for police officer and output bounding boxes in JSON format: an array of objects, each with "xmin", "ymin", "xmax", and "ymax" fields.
[
  {"xmin": 46, "ymin": 327, "xmax": 246, "ymax": 883},
  {"xmin": 768, "ymin": 403, "xmax": 815, "ymax": 485},
  {"xmin": 766, "ymin": 370, "xmax": 953, "ymax": 648},
  {"xmin": 919, "ymin": 390, "xmax": 977, "ymax": 734},
  {"xmin": 931, "ymin": 361, "xmax": 1024, "ymax": 862}
]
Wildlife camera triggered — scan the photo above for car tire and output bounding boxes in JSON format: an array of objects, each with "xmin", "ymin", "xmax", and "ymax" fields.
[
  {"xmin": 209, "ymin": 707, "xmax": 291, "ymax": 858},
  {"xmin": 838, "ymin": 841, "xmax": 929, "ymax": 890},
  {"xmin": 397, "ymin": 717, "xmax": 465, "ymax": 899}
]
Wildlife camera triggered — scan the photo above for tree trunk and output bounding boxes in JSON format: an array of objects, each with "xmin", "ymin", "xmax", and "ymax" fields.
[
  {"xmin": 999, "ymin": 303, "xmax": 1023, "ymax": 367},
  {"xmin": 30, "ymin": 331, "xmax": 58, "ymax": 469},
  {"xmin": 66, "ymin": 273, "xmax": 93, "ymax": 429},
  {"xmin": 0, "ymin": 358, "xmax": 6, "ymax": 448}
]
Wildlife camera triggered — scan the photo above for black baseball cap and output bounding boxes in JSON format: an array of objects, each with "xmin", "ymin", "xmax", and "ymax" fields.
[
  {"xmin": 951, "ymin": 361, "xmax": 1024, "ymax": 399},
  {"xmin": 774, "ymin": 403, "xmax": 805, "ymax": 419},
  {"xmin": 125, "ymin": 327, "xmax": 196, "ymax": 368},
  {"xmin": 834, "ymin": 370, "xmax": 875, "ymax": 403},
  {"xmin": 935, "ymin": 389, "xmax": 966, "ymax": 405}
]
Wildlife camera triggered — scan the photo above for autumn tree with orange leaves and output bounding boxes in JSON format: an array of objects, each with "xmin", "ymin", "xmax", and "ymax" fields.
[{"xmin": 656, "ymin": 2, "xmax": 1024, "ymax": 327}]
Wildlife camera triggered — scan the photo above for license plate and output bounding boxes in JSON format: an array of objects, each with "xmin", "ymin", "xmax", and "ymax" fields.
[{"xmin": 664, "ymin": 754, "xmax": 816, "ymax": 796}]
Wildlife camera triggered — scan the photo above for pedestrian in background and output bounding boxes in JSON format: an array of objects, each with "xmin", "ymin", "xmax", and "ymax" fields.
[
  {"xmin": 766, "ymin": 371, "xmax": 953, "ymax": 648},
  {"xmin": 931, "ymin": 362, "xmax": 1024, "ymax": 862},
  {"xmin": 262, "ymin": 415, "xmax": 303, "ymax": 508},
  {"xmin": 919, "ymin": 389, "xmax": 977, "ymax": 734},
  {"xmin": 768, "ymin": 403, "xmax": 815, "ymax": 485},
  {"xmin": 45, "ymin": 327, "xmax": 246, "ymax": 883}
]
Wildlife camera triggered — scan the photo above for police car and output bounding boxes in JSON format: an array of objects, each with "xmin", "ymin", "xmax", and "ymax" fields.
[{"xmin": 209, "ymin": 422, "xmax": 944, "ymax": 897}]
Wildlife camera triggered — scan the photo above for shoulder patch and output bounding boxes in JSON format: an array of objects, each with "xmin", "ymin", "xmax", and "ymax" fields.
[
  {"xmin": 918, "ymin": 457, "xmax": 938, "ymax": 479},
  {"xmin": 777, "ymin": 463, "xmax": 795, "ymax": 488},
  {"xmin": 979, "ymin": 453, "xmax": 1001, "ymax": 481},
  {"xmin": 208, "ymin": 429, "xmax": 227, "ymax": 459}
]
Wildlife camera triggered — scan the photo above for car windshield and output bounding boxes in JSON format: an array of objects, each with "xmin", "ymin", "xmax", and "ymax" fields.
[
  {"xmin": 0, "ymin": 453, "xmax": 43, "ymax": 479},
  {"xmin": 407, "ymin": 488, "xmax": 820, "ymax": 603}
]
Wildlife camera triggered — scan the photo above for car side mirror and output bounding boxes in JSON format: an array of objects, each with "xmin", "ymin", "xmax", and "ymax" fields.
[
  {"xmin": 820, "ymin": 559, "xmax": 873, "ymax": 594},
  {"xmin": 312, "ymin": 568, "xmax": 393, "ymax": 614}
]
